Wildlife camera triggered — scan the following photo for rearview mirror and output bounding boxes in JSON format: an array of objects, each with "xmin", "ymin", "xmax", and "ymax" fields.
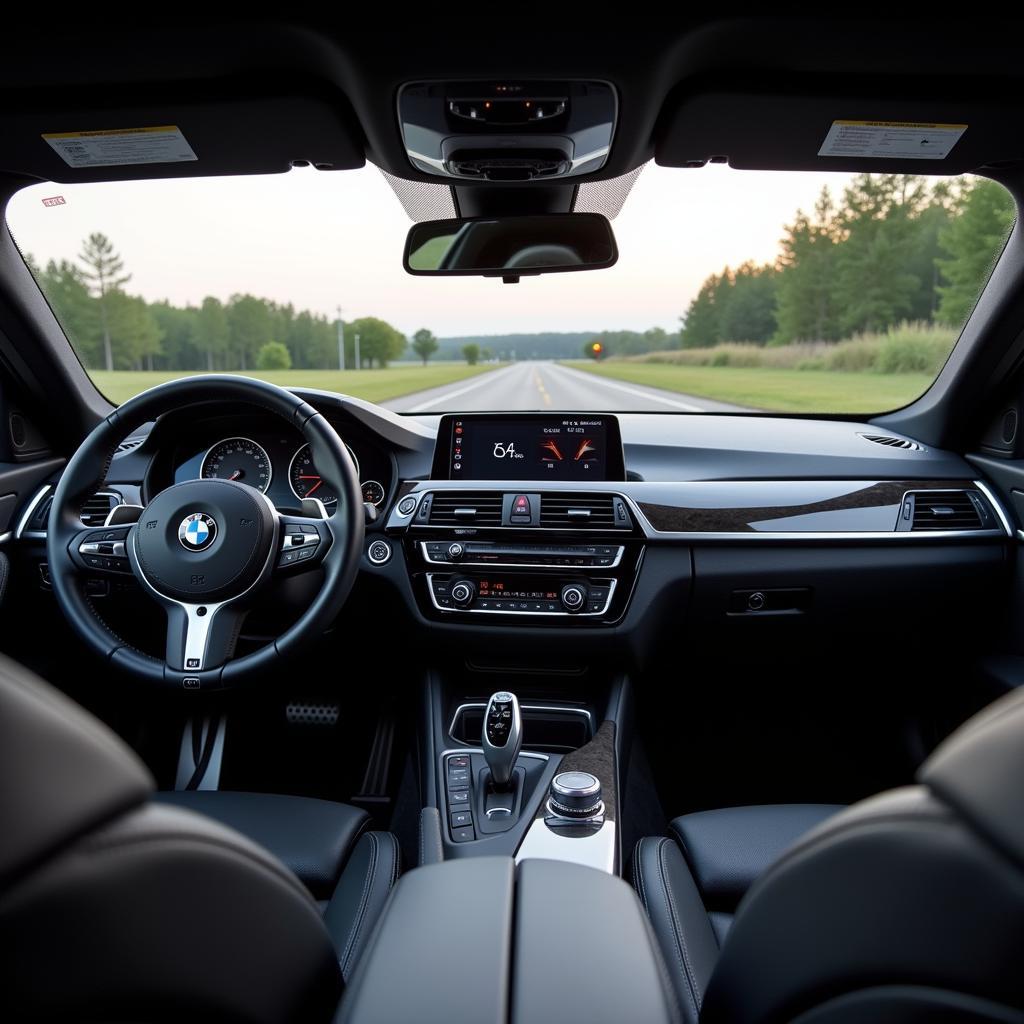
[{"xmin": 403, "ymin": 213, "xmax": 617, "ymax": 281}]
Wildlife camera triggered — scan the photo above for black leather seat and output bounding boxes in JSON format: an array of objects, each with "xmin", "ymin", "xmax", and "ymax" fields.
[
  {"xmin": 0, "ymin": 654, "xmax": 399, "ymax": 1020},
  {"xmin": 152, "ymin": 790, "xmax": 373, "ymax": 900},
  {"xmin": 634, "ymin": 688, "xmax": 1024, "ymax": 1023}
]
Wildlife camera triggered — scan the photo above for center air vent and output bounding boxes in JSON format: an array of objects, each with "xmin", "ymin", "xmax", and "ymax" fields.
[
  {"xmin": 428, "ymin": 492, "xmax": 504, "ymax": 526},
  {"xmin": 539, "ymin": 493, "xmax": 618, "ymax": 529},
  {"xmin": 859, "ymin": 433, "xmax": 925, "ymax": 452},
  {"xmin": 80, "ymin": 492, "xmax": 123, "ymax": 527},
  {"xmin": 907, "ymin": 490, "xmax": 987, "ymax": 531}
]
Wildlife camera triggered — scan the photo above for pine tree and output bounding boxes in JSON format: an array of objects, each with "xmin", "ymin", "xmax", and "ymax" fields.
[{"xmin": 77, "ymin": 233, "xmax": 131, "ymax": 371}]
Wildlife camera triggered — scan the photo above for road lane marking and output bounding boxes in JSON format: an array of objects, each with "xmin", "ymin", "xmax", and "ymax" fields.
[
  {"xmin": 533, "ymin": 368, "xmax": 553, "ymax": 407},
  {"xmin": 407, "ymin": 364, "xmax": 520, "ymax": 411},
  {"xmin": 546, "ymin": 363, "xmax": 706, "ymax": 412}
]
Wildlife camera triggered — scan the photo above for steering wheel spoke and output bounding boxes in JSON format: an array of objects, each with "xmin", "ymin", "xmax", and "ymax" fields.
[{"xmin": 164, "ymin": 601, "xmax": 248, "ymax": 673}]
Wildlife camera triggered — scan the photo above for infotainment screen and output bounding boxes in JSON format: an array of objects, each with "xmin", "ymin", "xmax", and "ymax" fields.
[{"xmin": 432, "ymin": 414, "xmax": 625, "ymax": 481}]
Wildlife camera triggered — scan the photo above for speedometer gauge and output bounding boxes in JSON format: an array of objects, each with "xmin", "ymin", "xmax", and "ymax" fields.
[
  {"xmin": 288, "ymin": 442, "xmax": 359, "ymax": 507},
  {"xmin": 201, "ymin": 437, "xmax": 272, "ymax": 492}
]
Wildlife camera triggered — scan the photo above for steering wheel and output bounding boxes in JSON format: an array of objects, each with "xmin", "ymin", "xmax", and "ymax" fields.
[{"xmin": 46, "ymin": 376, "xmax": 364, "ymax": 690}]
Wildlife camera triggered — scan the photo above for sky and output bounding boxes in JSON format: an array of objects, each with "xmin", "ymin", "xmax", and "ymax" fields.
[{"xmin": 6, "ymin": 162, "xmax": 860, "ymax": 337}]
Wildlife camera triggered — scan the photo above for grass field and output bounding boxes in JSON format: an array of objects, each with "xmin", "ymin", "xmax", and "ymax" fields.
[
  {"xmin": 89, "ymin": 363, "xmax": 501, "ymax": 405},
  {"xmin": 562, "ymin": 361, "xmax": 933, "ymax": 413}
]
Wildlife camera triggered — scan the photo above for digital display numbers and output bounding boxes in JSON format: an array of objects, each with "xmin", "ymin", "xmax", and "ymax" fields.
[
  {"xmin": 478, "ymin": 580, "xmax": 560, "ymax": 601},
  {"xmin": 451, "ymin": 416, "xmax": 608, "ymax": 480}
]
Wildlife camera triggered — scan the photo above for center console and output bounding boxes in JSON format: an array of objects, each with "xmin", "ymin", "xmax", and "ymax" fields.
[{"xmin": 386, "ymin": 413, "xmax": 644, "ymax": 628}]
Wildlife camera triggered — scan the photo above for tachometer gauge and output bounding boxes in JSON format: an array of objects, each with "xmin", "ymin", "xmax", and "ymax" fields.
[
  {"xmin": 288, "ymin": 442, "xmax": 358, "ymax": 506},
  {"xmin": 361, "ymin": 479, "xmax": 385, "ymax": 507},
  {"xmin": 201, "ymin": 437, "xmax": 272, "ymax": 492}
]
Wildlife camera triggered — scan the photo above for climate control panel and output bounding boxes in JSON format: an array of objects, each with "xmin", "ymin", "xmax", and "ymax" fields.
[{"xmin": 427, "ymin": 572, "xmax": 615, "ymax": 616}]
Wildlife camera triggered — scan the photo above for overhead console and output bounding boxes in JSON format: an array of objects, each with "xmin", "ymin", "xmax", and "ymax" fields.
[{"xmin": 398, "ymin": 80, "xmax": 617, "ymax": 181}]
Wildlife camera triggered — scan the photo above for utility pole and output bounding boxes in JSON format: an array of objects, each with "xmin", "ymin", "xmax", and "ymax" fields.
[
  {"xmin": 336, "ymin": 306, "xmax": 345, "ymax": 371},
  {"xmin": 354, "ymin": 332, "xmax": 361, "ymax": 371}
]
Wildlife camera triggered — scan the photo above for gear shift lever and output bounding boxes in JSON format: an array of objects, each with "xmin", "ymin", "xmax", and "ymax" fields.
[{"xmin": 482, "ymin": 690, "xmax": 522, "ymax": 790}]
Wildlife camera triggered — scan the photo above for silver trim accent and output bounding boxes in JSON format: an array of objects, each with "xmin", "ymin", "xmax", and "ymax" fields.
[
  {"xmin": 441, "ymin": 746, "xmax": 549, "ymax": 763},
  {"xmin": 448, "ymin": 702, "xmax": 593, "ymax": 740},
  {"xmin": 427, "ymin": 573, "xmax": 617, "ymax": 616},
  {"xmin": 79, "ymin": 539, "xmax": 126, "ymax": 558},
  {"xmin": 287, "ymin": 441, "xmax": 357, "ymax": 506},
  {"xmin": 570, "ymin": 145, "xmax": 611, "ymax": 170},
  {"xmin": 515, "ymin": 816, "xmax": 616, "ymax": 874},
  {"xmin": 420, "ymin": 541, "xmax": 624, "ymax": 569},
  {"xmin": 174, "ymin": 715, "xmax": 226, "ymax": 791},
  {"xmin": 200, "ymin": 436, "xmax": 273, "ymax": 494},
  {"xmin": 15, "ymin": 484, "xmax": 52, "ymax": 540},
  {"xmin": 973, "ymin": 479, "xmax": 1013, "ymax": 536},
  {"xmin": 0, "ymin": 531, "xmax": 11, "ymax": 544},
  {"xmin": 545, "ymin": 798, "xmax": 605, "ymax": 822}
]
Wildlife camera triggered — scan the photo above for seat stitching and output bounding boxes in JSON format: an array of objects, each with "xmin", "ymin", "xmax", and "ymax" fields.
[
  {"xmin": 340, "ymin": 832, "xmax": 379, "ymax": 974},
  {"xmin": 658, "ymin": 836, "xmax": 701, "ymax": 1019},
  {"xmin": 419, "ymin": 814, "xmax": 425, "ymax": 866},
  {"xmin": 634, "ymin": 839, "xmax": 651, "ymax": 913}
]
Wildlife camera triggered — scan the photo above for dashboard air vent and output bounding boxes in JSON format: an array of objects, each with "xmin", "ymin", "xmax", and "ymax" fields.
[
  {"xmin": 909, "ymin": 490, "xmax": 986, "ymax": 531},
  {"xmin": 428, "ymin": 492, "xmax": 504, "ymax": 527},
  {"xmin": 859, "ymin": 433, "xmax": 925, "ymax": 452},
  {"xmin": 80, "ymin": 492, "xmax": 122, "ymax": 527},
  {"xmin": 539, "ymin": 493, "xmax": 618, "ymax": 529}
]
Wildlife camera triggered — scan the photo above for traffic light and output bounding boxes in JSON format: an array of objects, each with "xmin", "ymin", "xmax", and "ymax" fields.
[{"xmin": 590, "ymin": 342, "xmax": 603, "ymax": 360}]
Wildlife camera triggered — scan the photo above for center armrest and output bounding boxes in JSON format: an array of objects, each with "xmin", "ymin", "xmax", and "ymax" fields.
[{"xmin": 336, "ymin": 856, "xmax": 678, "ymax": 1024}]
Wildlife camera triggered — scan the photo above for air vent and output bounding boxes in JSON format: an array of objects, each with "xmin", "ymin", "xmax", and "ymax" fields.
[
  {"xmin": 428, "ymin": 492, "xmax": 504, "ymax": 527},
  {"xmin": 116, "ymin": 437, "xmax": 145, "ymax": 453},
  {"xmin": 909, "ymin": 491, "xmax": 987, "ymax": 531},
  {"xmin": 80, "ymin": 492, "xmax": 122, "ymax": 527},
  {"xmin": 859, "ymin": 433, "xmax": 925, "ymax": 452},
  {"xmin": 539, "ymin": 493, "xmax": 618, "ymax": 529}
]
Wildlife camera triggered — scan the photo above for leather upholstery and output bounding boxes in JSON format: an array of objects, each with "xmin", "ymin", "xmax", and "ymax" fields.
[
  {"xmin": 0, "ymin": 650, "xmax": 151, "ymax": 886},
  {"xmin": 670, "ymin": 804, "xmax": 843, "ymax": 914},
  {"xmin": 633, "ymin": 836, "xmax": 719, "ymax": 1023},
  {"xmin": 153, "ymin": 790, "xmax": 369, "ymax": 898},
  {"xmin": 0, "ymin": 653, "xmax": 401, "ymax": 1021},
  {"xmin": 635, "ymin": 687, "xmax": 1024, "ymax": 1023},
  {"xmin": 323, "ymin": 830, "xmax": 401, "ymax": 980}
]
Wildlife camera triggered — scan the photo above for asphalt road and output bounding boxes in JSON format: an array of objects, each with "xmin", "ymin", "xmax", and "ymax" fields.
[{"xmin": 382, "ymin": 361, "xmax": 749, "ymax": 413}]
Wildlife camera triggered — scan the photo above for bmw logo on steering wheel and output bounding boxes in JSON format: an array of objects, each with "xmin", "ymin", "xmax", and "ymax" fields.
[{"xmin": 178, "ymin": 512, "xmax": 218, "ymax": 551}]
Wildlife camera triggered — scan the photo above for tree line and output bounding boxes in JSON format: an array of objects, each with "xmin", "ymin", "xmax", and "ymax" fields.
[
  {"xmin": 28, "ymin": 235, "xmax": 418, "ymax": 371},
  {"xmin": 677, "ymin": 175, "xmax": 1014, "ymax": 349}
]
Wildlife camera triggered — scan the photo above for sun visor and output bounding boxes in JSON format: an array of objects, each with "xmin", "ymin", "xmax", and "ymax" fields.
[
  {"xmin": 0, "ymin": 90, "xmax": 364, "ymax": 184},
  {"xmin": 656, "ymin": 89, "xmax": 1024, "ymax": 174}
]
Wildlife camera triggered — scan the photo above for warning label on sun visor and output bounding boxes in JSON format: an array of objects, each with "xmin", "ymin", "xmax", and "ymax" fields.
[
  {"xmin": 42, "ymin": 126, "xmax": 198, "ymax": 168},
  {"xmin": 818, "ymin": 120, "xmax": 967, "ymax": 160}
]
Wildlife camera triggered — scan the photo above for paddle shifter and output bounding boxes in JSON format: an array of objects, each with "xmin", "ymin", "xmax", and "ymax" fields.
[{"xmin": 482, "ymin": 690, "xmax": 522, "ymax": 790}]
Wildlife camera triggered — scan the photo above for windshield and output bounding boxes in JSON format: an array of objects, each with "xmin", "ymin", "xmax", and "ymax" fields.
[{"xmin": 6, "ymin": 164, "xmax": 1013, "ymax": 415}]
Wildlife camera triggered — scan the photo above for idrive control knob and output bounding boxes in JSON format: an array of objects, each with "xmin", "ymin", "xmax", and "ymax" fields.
[
  {"xmin": 548, "ymin": 771, "xmax": 604, "ymax": 820},
  {"xmin": 450, "ymin": 579, "xmax": 476, "ymax": 608},
  {"xmin": 560, "ymin": 583, "xmax": 588, "ymax": 612}
]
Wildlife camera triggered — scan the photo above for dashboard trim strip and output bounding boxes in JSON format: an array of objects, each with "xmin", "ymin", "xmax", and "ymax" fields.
[{"xmin": 420, "ymin": 541, "xmax": 625, "ymax": 569}]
